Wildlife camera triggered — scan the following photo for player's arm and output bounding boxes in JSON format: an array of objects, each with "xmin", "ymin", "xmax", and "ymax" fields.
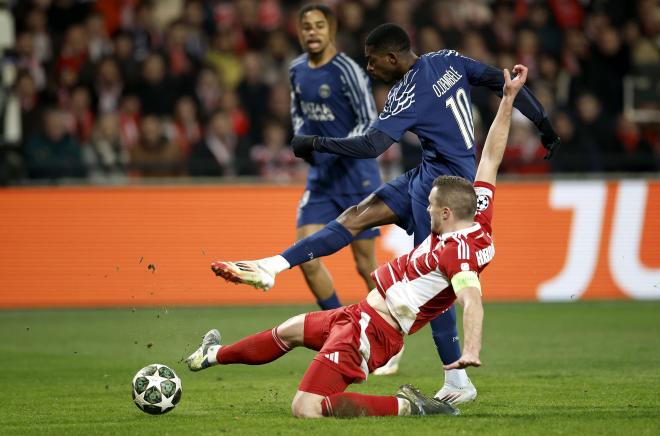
[
  {"xmin": 444, "ymin": 285, "xmax": 484, "ymax": 370},
  {"xmin": 343, "ymin": 68, "xmax": 378, "ymax": 137},
  {"xmin": 289, "ymin": 73, "xmax": 304, "ymax": 136},
  {"xmin": 292, "ymin": 69, "xmax": 415, "ymax": 161},
  {"xmin": 463, "ymin": 56, "xmax": 560, "ymax": 159},
  {"xmin": 474, "ymin": 65, "xmax": 528, "ymax": 186},
  {"xmin": 291, "ymin": 127, "xmax": 395, "ymax": 160}
]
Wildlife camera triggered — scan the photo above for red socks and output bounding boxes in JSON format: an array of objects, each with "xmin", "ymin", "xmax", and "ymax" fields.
[
  {"xmin": 216, "ymin": 328, "xmax": 291, "ymax": 365},
  {"xmin": 321, "ymin": 393, "xmax": 399, "ymax": 417},
  {"xmin": 215, "ymin": 329, "xmax": 400, "ymax": 417}
]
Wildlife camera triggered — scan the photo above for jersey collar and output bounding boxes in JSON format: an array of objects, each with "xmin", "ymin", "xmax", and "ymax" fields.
[{"xmin": 439, "ymin": 223, "xmax": 481, "ymax": 241}]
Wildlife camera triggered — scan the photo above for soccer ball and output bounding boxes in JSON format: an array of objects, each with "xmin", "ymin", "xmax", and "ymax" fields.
[{"xmin": 132, "ymin": 364, "xmax": 182, "ymax": 415}]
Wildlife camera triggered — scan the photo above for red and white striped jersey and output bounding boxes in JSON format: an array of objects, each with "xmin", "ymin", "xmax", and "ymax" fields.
[{"xmin": 371, "ymin": 181, "xmax": 496, "ymax": 335}]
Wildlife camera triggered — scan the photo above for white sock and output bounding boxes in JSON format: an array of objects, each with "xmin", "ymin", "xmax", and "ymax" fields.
[
  {"xmin": 397, "ymin": 397, "xmax": 412, "ymax": 416},
  {"xmin": 444, "ymin": 368, "xmax": 470, "ymax": 387},
  {"xmin": 207, "ymin": 345, "xmax": 221, "ymax": 364},
  {"xmin": 258, "ymin": 255, "xmax": 290, "ymax": 275}
]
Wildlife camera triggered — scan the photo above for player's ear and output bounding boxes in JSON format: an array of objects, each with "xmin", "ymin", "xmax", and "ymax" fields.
[
  {"xmin": 387, "ymin": 52, "xmax": 397, "ymax": 64},
  {"xmin": 442, "ymin": 206, "xmax": 451, "ymax": 219}
]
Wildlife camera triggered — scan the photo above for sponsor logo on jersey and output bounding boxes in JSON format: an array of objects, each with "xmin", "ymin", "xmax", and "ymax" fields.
[
  {"xmin": 432, "ymin": 66, "xmax": 463, "ymax": 98},
  {"xmin": 318, "ymin": 83, "xmax": 331, "ymax": 98},
  {"xmin": 324, "ymin": 352, "xmax": 339, "ymax": 364},
  {"xmin": 301, "ymin": 101, "xmax": 336, "ymax": 121},
  {"xmin": 476, "ymin": 244, "xmax": 494, "ymax": 266}
]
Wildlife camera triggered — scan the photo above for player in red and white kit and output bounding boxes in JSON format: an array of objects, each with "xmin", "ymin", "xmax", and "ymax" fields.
[{"xmin": 185, "ymin": 65, "xmax": 529, "ymax": 418}]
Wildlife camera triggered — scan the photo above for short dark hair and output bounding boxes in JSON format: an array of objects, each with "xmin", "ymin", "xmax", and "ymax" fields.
[
  {"xmin": 432, "ymin": 176, "xmax": 477, "ymax": 220},
  {"xmin": 365, "ymin": 23, "xmax": 411, "ymax": 53},
  {"xmin": 298, "ymin": 3, "xmax": 336, "ymax": 25}
]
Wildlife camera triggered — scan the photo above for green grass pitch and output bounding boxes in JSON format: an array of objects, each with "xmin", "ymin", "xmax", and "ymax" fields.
[{"xmin": 1, "ymin": 301, "xmax": 659, "ymax": 435}]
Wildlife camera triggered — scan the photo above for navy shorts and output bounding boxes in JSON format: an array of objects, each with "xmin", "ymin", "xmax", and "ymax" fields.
[
  {"xmin": 373, "ymin": 168, "xmax": 431, "ymax": 246},
  {"xmin": 296, "ymin": 190, "xmax": 380, "ymax": 241}
]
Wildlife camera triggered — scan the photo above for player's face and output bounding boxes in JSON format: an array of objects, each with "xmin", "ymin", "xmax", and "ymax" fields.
[
  {"xmin": 428, "ymin": 187, "xmax": 449, "ymax": 234},
  {"xmin": 298, "ymin": 10, "xmax": 334, "ymax": 55},
  {"xmin": 365, "ymin": 46, "xmax": 399, "ymax": 84}
]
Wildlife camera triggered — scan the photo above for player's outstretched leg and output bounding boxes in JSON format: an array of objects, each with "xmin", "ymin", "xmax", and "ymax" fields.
[
  {"xmin": 211, "ymin": 220, "xmax": 353, "ymax": 291},
  {"xmin": 211, "ymin": 196, "xmax": 398, "ymax": 291},
  {"xmin": 304, "ymin": 385, "xmax": 458, "ymax": 418},
  {"xmin": 185, "ymin": 326, "xmax": 294, "ymax": 371}
]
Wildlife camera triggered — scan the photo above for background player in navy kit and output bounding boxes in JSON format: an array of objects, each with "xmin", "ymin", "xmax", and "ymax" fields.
[
  {"xmin": 212, "ymin": 24, "xmax": 560, "ymax": 403},
  {"xmin": 289, "ymin": 4, "xmax": 381, "ymax": 311}
]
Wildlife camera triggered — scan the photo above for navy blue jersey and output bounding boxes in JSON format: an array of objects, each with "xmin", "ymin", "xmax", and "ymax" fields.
[
  {"xmin": 371, "ymin": 50, "xmax": 495, "ymax": 204},
  {"xmin": 290, "ymin": 53, "xmax": 381, "ymax": 194}
]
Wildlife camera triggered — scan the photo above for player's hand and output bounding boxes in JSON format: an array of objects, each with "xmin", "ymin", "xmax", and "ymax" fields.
[
  {"xmin": 443, "ymin": 352, "xmax": 481, "ymax": 370},
  {"xmin": 291, "ymin": 135, "xmax": 317, "ymax": 165},
  {"xmin": 502, "ymin": 64, "xmax": 527, "ymax": 98},
  {"xmin": 539, "ymin": 118, "xmax": 561, "ymax": 160}
]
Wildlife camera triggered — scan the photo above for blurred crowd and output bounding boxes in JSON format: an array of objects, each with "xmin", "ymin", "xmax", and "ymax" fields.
[{"xmin": 1, "ymin": 0, "xmax": 659, "ymax": 185}]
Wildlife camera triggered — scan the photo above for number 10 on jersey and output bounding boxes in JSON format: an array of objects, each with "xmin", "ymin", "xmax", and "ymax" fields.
[{"xmin": 446, "ymin": 87, "xmax": 475, "ymax": 149}]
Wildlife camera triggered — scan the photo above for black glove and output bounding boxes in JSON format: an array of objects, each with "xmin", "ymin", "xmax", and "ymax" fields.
[
  {"xmin": 539, "ymin": 118, "xmax": 561, "ymax": 160},
  {"xmin": 291, "ymin": 135, "xmax": 317, "ymax": 165}
]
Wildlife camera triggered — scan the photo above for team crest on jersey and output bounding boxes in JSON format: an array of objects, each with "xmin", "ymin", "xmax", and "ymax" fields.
[
  {"xmin": 318, "ymin": 84, "xmax": 331, "ymax": 98},
  {"xmin": 477, "ymin": 195, "xmax": 489, "ymax": 211}
]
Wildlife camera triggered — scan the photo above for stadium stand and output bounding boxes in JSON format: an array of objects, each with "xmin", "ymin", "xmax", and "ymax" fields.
[{"xmin": 0, "ymin": 0, "xmax": 658, "ymax": 184}]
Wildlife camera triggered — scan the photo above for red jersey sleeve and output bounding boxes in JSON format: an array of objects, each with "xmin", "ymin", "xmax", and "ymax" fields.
[
  {"xmin": 474, "ymin": 181, "xmax": 495, "ymax": 235},
  {"xmin": 437, "ymin": 238, "xmax": 480, "ymax": 283}
]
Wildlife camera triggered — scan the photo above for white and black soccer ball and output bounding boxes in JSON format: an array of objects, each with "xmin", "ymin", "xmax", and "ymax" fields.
[{"xmin": 132, "ymin": 364, "xmax": 182, "ymax": 415}]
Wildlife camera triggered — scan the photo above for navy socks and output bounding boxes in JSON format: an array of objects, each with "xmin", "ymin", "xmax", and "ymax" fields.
[
  {"xmin": 317, "ymin": 292, "xmax": 342, "ymax": 310},
  {"xmin": 281, "ymin": 220, "xmax": 354, "ymax": 267},
  {"xmin": 430, "ymin": 305, "xmax": 462, "ymax": 365}
]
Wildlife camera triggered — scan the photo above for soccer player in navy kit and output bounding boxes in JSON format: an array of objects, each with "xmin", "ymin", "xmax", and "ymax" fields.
[
  {"xmin": 289, "ymin": 5, "xmax": 381, "ymax": 311},
  {"xmin": 213, "ymin": 24, "xmax": 560, "ymax": 403}
]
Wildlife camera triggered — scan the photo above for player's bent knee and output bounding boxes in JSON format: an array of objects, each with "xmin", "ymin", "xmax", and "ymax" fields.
[
  {"xmin": 276, "ymin": 314, "xmax": 306, "ymax": 348},
  {"xmin": 336, "ymin": 206, "xmax": 366, "ymax": 234},
  {"xmin": 299, "ymin": 258, "xmax": 322, "ymax": 275},
  {"xmin": 291, "ymin": 392, "xmax": 324, "ymax": 418},
  {"xmin": 337, "ymin": 195, "xmax": 392, "ymax": 234}
]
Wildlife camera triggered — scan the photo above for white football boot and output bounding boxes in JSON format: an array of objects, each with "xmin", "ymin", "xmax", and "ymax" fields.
[
  {"xmin": 373, "ymin": 346, "xmax": 405, "ymax": 376},
  {"xmin": 185, "ymin": 329, "xmax": 221, "ymax": 372},
  {"xmin": 211, "ymin": 260, "xmax": 275, "ymax": 291},
  {"xmin": 434, "ymin": 378, "xmax": 477, "ymax": 404}
]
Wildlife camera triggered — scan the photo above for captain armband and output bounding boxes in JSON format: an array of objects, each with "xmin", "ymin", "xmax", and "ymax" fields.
[{"xmin": 451, "ymin": 271, "xmax": 482, "ymax": 295}]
